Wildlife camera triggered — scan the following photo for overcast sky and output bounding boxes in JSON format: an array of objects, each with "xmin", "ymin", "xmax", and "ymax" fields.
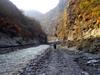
[{"xmin": 9, "ymin": 0, "xmax": 59, "ymax": 14}]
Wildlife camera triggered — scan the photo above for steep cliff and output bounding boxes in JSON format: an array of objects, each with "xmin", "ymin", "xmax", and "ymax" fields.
[{"xmin": 56, "ymin": 0, "xmax": 100, "ymax": 53}]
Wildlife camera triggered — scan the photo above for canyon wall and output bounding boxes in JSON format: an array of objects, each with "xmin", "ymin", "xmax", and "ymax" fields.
[{"xmin": 56, "ymin": 0, "xmax": 100, "ymax": 53}]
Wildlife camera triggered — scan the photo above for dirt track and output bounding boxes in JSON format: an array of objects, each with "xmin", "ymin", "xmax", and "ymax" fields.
[{"xmin": 20, "ymin": 49, "xmax": 84, "ymax": 75}]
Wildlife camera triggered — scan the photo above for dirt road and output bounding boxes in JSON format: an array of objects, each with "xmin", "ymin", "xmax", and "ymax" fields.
[{"xmin": 20, "ymin": 49, "xmax": 85, "ymax": 75}]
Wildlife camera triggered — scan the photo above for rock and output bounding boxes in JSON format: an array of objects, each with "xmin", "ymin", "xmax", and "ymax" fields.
[
  {"xmin": 82, "ymin": 53, "xmax": 100, "ymax": 59},
  {"xmin": 81, "ymin": 71, "xmax": 89, "ymax": 75},
  {"xmin": 87, "ymin": 59, "xmax": 99, "ymax": 64}
]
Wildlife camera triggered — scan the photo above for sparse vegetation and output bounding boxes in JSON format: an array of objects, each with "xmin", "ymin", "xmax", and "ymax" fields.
[
  {"xmin": 55, "ymin": 0, "xmax": 100, "ymax": 53},
  {"xmin": 0, "ymin": 0, "xmax": 47, "ymax": 47}
]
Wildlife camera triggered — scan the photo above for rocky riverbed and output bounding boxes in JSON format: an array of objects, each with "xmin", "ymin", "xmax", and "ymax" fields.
[
  {"xmin": 0, "ymin": 46, "xmax": 100, "ymax": 75},
  {"xmin": 17, "ymin": 48, "xmax": 100, "ymax": 75},
  {"xmin": 74, "ymin": 53, "xmax": 100, "ymax": 75},
  {"xmin": 18, "ymin": 49, "xmax": 85, "ymax": 75},
  {"xmin": 0, "ymin": 45, "xmax": 50, "ymax": 75}
]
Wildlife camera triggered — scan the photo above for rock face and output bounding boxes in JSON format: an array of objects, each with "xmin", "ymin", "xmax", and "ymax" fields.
[
  {"xmin": 0, "ymin": 0, "xmax": 47, "ymax": 46},
  {"xmin": 56, "ymin": 0, "xmax": 100, "ymax": 53}
]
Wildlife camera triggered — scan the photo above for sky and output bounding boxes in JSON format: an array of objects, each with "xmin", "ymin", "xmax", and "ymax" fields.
[{"xmin": 9, "ymin": 0, "xmax": 59, "ymax": 14}]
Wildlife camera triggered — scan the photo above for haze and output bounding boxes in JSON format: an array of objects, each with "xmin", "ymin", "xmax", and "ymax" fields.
[{"xmin": 9, "ymin": 0, "xmax": 59, "ymax": 14}]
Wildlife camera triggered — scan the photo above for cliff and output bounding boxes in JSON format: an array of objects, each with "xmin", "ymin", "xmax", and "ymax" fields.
[{"xmin": 56, "ymin": 0, "xmax": 100, "ymax": 53}]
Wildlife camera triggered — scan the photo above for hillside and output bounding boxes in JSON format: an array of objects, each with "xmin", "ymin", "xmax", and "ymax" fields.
[
  {"xmin": 39, "ymin": 0, "xmax": 68, "ymax": 35},
  {"xmin": 56, "ymin": 0, "xmax": 100, "ymax": 53},
  {"xmin": 0, "ymin": 0, "xmax": 47, "ymax": 46}
]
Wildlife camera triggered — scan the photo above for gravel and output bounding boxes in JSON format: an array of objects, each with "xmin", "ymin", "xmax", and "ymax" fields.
[
  {"xmin": 74, "ymin": 53, "xmax": 100, "ymax": 75},
  {"xmin": 20, "ymin": 49, "xmax": 84, "ymax": 75}
]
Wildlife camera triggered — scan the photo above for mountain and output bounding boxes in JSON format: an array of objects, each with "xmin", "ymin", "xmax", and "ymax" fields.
[
  {"xmin": 23, "ymin": 10, "xmax": 43, "ymax": 21},
  {"xmin": 39, "ymin": 0, "xmax": 68, "ymax": 35},
  {"xmin": 21, "ymin": 0, "xmax": 68, "ymax": 36},
  {"xmin": 0, "ymin": 0, "xmax": 47, "ymax": 47}
]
